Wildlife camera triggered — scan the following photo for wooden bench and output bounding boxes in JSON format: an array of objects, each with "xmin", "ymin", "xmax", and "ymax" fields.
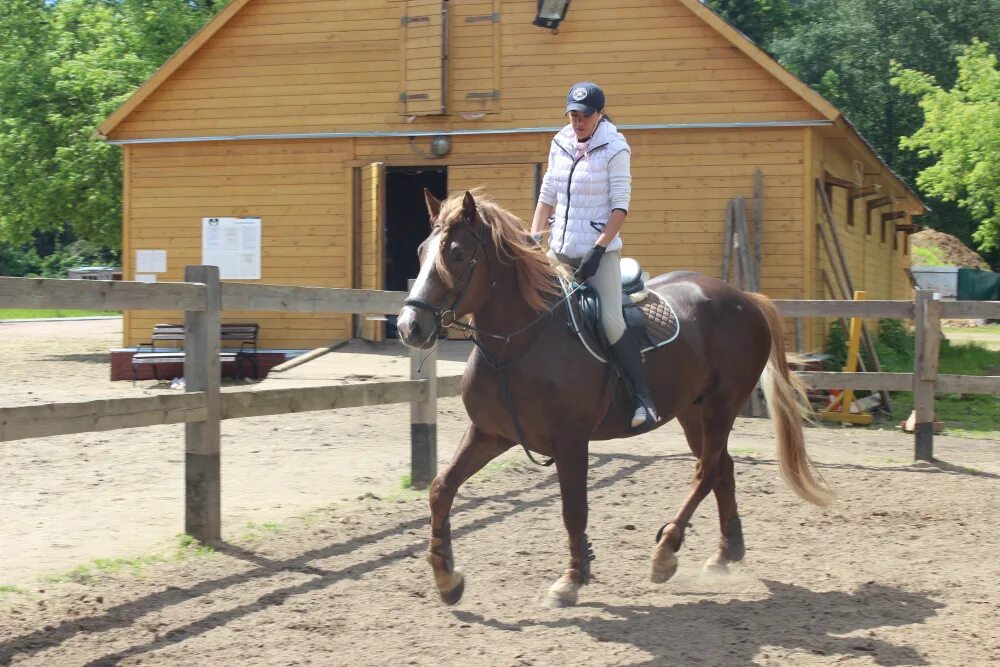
[{"xmin": 131, "ymin": 323, "xmax": 259, "ymax": 383}]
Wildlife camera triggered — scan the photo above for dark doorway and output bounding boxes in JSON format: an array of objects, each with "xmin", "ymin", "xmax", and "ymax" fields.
[{"xmin": 384, "ymin": 167, "xmax": 447, "ymax": 337}]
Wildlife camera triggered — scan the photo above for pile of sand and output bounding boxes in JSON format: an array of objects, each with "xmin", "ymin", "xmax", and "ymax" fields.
[{"xmin": 911, "ymin": 229, "xmax": 990, "ymax": 270}]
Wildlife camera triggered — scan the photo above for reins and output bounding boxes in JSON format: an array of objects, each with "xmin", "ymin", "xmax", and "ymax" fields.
[{"xmin": 404, "ymin": 218, "xmax": 585, "ymax": 467}]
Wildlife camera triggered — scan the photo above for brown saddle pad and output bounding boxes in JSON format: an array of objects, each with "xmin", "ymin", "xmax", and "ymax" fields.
[{"xmin": 629, "ymin": 289, "xmax": 681, "ymax": 351}]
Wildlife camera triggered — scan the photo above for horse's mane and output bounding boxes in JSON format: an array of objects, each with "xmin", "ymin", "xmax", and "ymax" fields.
[{"xmin": 436, "ymin": 190, "xmax": 561, "ymax": 312}]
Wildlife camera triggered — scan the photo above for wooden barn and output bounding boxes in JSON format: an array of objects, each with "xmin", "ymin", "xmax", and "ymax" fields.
[{"xmin": 99, "ymin": 0, "xmax": 925, "ymax": 356}]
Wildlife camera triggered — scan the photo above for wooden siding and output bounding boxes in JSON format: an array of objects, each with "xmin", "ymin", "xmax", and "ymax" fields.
[
  {"xmin": 448, "ymin": 163, "xmax": 537, "ymax": 222},
  {"xmin": 807, "ymin": 138, "xmax": 914, "ymax": 351},
  {"xmin": 624, "ymin": 127, "xmax": 805, "ymax": 299},
  {"xmin": 124, "ymin": 140, "xmax": 351, "ymax": 349},
  {"xmin": 108, "ymin": 0, "xmax": 824, "ymax": 140}
]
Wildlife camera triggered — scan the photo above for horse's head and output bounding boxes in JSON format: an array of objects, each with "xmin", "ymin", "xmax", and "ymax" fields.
[{"xmin": 397, "ymin": 190, "xmax": 493, "ymax": 349}]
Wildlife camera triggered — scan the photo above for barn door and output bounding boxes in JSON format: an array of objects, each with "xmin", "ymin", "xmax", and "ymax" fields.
[
  {"xmin": 401, "ymin": 0, "xmax": 446, "ymax": 116},
  {"xmin": 360, "ymin": 162, "xmax": 386, "ymax": 342}
]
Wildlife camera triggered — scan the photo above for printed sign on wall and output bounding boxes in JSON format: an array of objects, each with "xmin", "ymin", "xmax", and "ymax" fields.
[{"xmin": 202, "ymin": 217, "xmax": 261, "ymax": 280}]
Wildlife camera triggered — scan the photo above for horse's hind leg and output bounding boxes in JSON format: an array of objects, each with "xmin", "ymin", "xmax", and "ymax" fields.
[
  {"xmin": 428, "ymin": 424, "xmax": 512, "ymax": 605},
  {"xmin": 703, "ymin": 449, "xmax": 745, "ymax": 574},
  {"xmin": 651, "ymin": 401, "xmax": 738, "ymax": 583}
]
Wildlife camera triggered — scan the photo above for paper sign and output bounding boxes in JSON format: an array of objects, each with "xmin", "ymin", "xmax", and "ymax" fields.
[
  {"xmin": 134, "ymin": 274, "xmax": 157, "ymax": 283},
  {"xmin": 136, "ymin": 249, "xmax": 167, "ymax": 273},
  {"xmin": 202, "ymin": 217, "xmax": 261, "ymax": 280}
]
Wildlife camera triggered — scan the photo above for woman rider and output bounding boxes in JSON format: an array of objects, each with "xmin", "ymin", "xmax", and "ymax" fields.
[{"xmin": 529, "ymin": 81, "xmax": 658, "ymax": 433}]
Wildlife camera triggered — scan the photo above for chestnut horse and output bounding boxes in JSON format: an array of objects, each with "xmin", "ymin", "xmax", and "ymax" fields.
[{"xmin": 397, "ymin": 190, "xmax": 831, "ymax": 608}]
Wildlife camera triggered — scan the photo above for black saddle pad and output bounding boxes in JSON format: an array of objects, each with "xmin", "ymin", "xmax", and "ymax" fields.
[{"xmin": 564, "ymin": 279, "xmax": 681, "ymax": 362}]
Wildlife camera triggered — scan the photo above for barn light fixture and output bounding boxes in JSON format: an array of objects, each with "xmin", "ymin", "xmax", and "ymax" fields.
[
  {"xmin": 533, "ymin": 0, "xmax": 570, "ymax": 32},
  {"xmin": 430, "ymin": 135, "xmax": 451, "ymax": 157}
]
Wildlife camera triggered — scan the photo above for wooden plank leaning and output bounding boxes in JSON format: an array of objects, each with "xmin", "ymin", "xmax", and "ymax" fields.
[
  {"xmin": 815, "ymin": 179, "xmax": 893, "ymax": 412},
  {"xmin": 184, "ymin": 266, "xmax": 222, "ymax": 544}
]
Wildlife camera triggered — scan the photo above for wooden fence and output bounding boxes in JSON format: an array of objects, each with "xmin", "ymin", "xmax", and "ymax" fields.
[
  {"xmin": 775, "ymin": 291, "xmax": 1000, "ymax": 461},
  {"xmin": 0, "ymin": 267, "xmax": 461, "ymax": 543},
  {"xmin": 2, "ymin": 270, "xmax": 998, "ymax": 542}
]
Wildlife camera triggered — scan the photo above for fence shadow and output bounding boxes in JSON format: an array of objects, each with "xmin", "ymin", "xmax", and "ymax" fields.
[
  {"xmin": 0, "ymin": 453, "xmax": 681, "ymax": 665},
  {"xmin": 454, "ymin": 579, "xmax": 942, "ymax": 666}
]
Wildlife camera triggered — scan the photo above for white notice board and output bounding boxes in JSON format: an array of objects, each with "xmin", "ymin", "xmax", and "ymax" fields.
[{"xmin": 202, "ymin": 217, "xmax": 261, "ymax": 280}]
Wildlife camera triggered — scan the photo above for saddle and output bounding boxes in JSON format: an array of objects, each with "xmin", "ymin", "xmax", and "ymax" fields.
[{"xmin": 564, "ymin": 257, "xmax": 680, "ymax": 362}]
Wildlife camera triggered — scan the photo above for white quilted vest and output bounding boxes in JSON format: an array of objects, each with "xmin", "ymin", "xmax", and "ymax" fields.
[{"xmin": 547, "ymin": 120, "xmax": 629, "ymax": 258}]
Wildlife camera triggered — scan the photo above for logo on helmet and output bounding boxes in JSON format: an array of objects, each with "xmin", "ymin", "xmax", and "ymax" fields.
[{"xmin": 571, "ymin": 87, "xmax": 588, "ymax": 101}]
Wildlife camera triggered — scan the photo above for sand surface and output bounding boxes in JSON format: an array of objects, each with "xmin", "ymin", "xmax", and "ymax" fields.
[{"xmin": 2, "ymin": 319, "xmax": 999, "ymax": 666}]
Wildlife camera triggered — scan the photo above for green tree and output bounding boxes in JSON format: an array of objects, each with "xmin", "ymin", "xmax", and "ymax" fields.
[
  {"xmin": 0, "ymin": 0, "xmax": 222, "ymax": 253},
  {"xmin": 770, "ymin": 0, "xmax": 1000, "ymax": 266},
  {"xmin": 705, "ymin": 0, "xmax": 799, "ymax": 47},
  {"xmin": 894, "ymin": 41, "xmax": 1000, "ymax": 252}
]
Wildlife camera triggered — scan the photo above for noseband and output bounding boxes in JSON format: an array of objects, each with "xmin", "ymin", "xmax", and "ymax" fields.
[{"xmin": 402, "ymin": 222, "xmax": 490, "ymax": 332}]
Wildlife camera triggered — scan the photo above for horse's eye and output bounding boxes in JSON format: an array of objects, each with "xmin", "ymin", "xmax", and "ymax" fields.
[{"xmin": 449, "ymin": 242, "xmax": 466, "ymax": 263}]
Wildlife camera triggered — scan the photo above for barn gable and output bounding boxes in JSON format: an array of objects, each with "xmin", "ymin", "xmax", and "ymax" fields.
[{"xmin": 99, "ymin": 0, "xmax": 838, "ymax": 141}]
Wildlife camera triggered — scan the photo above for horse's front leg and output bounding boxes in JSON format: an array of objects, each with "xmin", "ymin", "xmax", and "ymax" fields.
[
  {"xmin": 545, "ymin": 439, "xmax": 592, "ymax": 608},
  {"xmin": 428, "ymin": 424, "xmax": 511, "ymax": 605}
]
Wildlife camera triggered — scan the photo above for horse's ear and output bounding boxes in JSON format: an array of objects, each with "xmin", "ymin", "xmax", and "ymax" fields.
[
  {"xmin": 462, "ymin": 190, "xmax": 478, "ymax": 223},
  {"xmin": 423, "ymin": 188, "xmax": 441, "ymax": 225}
]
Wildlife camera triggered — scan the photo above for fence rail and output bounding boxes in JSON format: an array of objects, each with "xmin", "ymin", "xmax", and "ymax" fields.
[{"xmin": 2, "ymin": 272, "xmax": 998, "ymax": 543}]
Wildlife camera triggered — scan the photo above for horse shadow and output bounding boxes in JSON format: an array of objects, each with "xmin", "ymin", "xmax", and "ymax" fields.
[{"xmin": 453, "ymin": 578, "xmax": 942, "ymax": 666}]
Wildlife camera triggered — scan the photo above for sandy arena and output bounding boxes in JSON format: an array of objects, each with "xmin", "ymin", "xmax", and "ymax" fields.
[{"xmin": 1, "ymin": 319, "xmax": 999, "ymax": 666}]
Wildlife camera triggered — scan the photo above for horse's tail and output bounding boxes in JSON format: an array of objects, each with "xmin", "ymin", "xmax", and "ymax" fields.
[{"xmin": 748, "ymin": 293, "xmax": 834, "ymax": 507}]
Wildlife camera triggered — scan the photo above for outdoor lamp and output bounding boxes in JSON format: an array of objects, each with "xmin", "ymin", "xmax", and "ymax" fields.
[
  {"xmin": 533, "ymin": 0, "xmax": 570, "ymax": 31},
  {"xmin": 430, "ymin": 135, "xmax": 451, "ymax": 157}
]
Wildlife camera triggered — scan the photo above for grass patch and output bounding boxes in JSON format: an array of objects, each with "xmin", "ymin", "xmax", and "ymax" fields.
[
  {"xmin": 238, "ymin": 520, "xmax": 282, "ymax": 542},
  {"xmin": 36, "ymin": 534, "xmax": 215, "ymax": 585},
  {"xmin": 821, "ymin": 319, "xmax": 1000, "ymax": 438},
  {"xmin": 873, "ymin": 320, "xmax": 1000, "ymax": 438},
  {"xmin": 0, "ymin": 584, "xmax": 28, "ymax": 597},
  {"xmin": 911, "ymin": 245, "xmax": 949, "ymax": 267},
  {"xmin": 0, "ymin": 309, "xmax": 119, "ymax": 319}
]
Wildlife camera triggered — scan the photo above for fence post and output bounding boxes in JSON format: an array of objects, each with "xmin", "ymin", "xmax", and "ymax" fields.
[
  {"xmin": 184, "ymin": 265, "xmax": 222, "ymax": 542},
  {"xmin": 408, "ymin": 280, "xmax": 437, "ymax": 489},
  {"xmin": 913, "ymin": 289, "xmax": 941, "ymax": 461}
]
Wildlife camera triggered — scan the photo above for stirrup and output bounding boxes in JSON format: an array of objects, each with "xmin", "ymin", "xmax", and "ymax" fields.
[{"xmin": 630, "ymin": 402, "xmax": 658, "ymax": 433}]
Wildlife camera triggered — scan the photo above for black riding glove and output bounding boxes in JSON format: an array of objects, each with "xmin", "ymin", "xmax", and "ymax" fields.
[{"xmin": 574, "ymin": 244, "xmax": 606, "ymax": 282}]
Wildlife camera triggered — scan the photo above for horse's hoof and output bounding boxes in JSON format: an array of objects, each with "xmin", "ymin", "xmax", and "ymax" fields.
[
  {"xmin": 437, "ymin": 572, "xmax": 465, "ymax": 605},
  {"xmin": 702, "ymin": 553, "xmax": 729, "ymax": 576},
  {"xmin": 650, "ymin": 545, "xmax": 678, "ymax": 583},
  {"xmin": 544, "ymin": 575, "xmax": 580, "ymax": 608}
]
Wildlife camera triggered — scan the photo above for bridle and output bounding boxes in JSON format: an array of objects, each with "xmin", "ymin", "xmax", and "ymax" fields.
[
  {"xmin": 402, "ymin": 220, "xmax": 491, "ymax": 332},
  {"xmin": 401, "ymin": 213, "xmax": 588, "ymax": 468}
]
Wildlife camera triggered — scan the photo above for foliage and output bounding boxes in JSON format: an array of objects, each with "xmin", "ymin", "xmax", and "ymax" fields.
[
  {"xmin": 893, "ymin": 41, "xmax": 1000, "ymax": 252},
  {"xmin": 911, "ymin": 245, "xmax": 948, "ymax": 267},
  {"xmin": 0, "ymin": 234, "xmax": 116, "ymax": 277},
  {"xmin": 872, "ymin": 318, "xmax": 915, "ymax": 372},
  {"xmin": 770, "ymin": 0, "xmax": 1000, "ymax": 266},
  {"xmin": 704, "ymin": 0, "xmax": 800, "ymax": 46},
  {"xmin": 0, "ymin": 0, "xmax": 223, "ymax": 249},
  {"xmin": 821, "ymin": 320, "xmax": 848, "ymax": 371}
]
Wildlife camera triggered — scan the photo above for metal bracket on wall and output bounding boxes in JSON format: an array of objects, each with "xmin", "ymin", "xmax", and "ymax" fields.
[
  {"xmin": 400, "ymin": 93, "xmax": 430, "ymax": 102},
  {"xmin": 401, "ymin": 15, "xmax": 430, "ymax": 26},
  {"xmin": 466, "ymin": 91, "xmax": 500, "ymax": 100},
  {"xmin": 465, "ymin": 13, "xmax": 499, "ymax": 23}
]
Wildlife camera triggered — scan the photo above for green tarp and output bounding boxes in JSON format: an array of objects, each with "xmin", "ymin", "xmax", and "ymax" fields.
[{"xmin": 957, "ymin": 268, "xmax": 1000, "ymax": 301}]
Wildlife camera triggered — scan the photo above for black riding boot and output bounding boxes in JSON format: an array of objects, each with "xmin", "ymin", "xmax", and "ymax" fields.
[{"xmin": 609, "ymin": 334, "xmax": 659, "ymax": 433}]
